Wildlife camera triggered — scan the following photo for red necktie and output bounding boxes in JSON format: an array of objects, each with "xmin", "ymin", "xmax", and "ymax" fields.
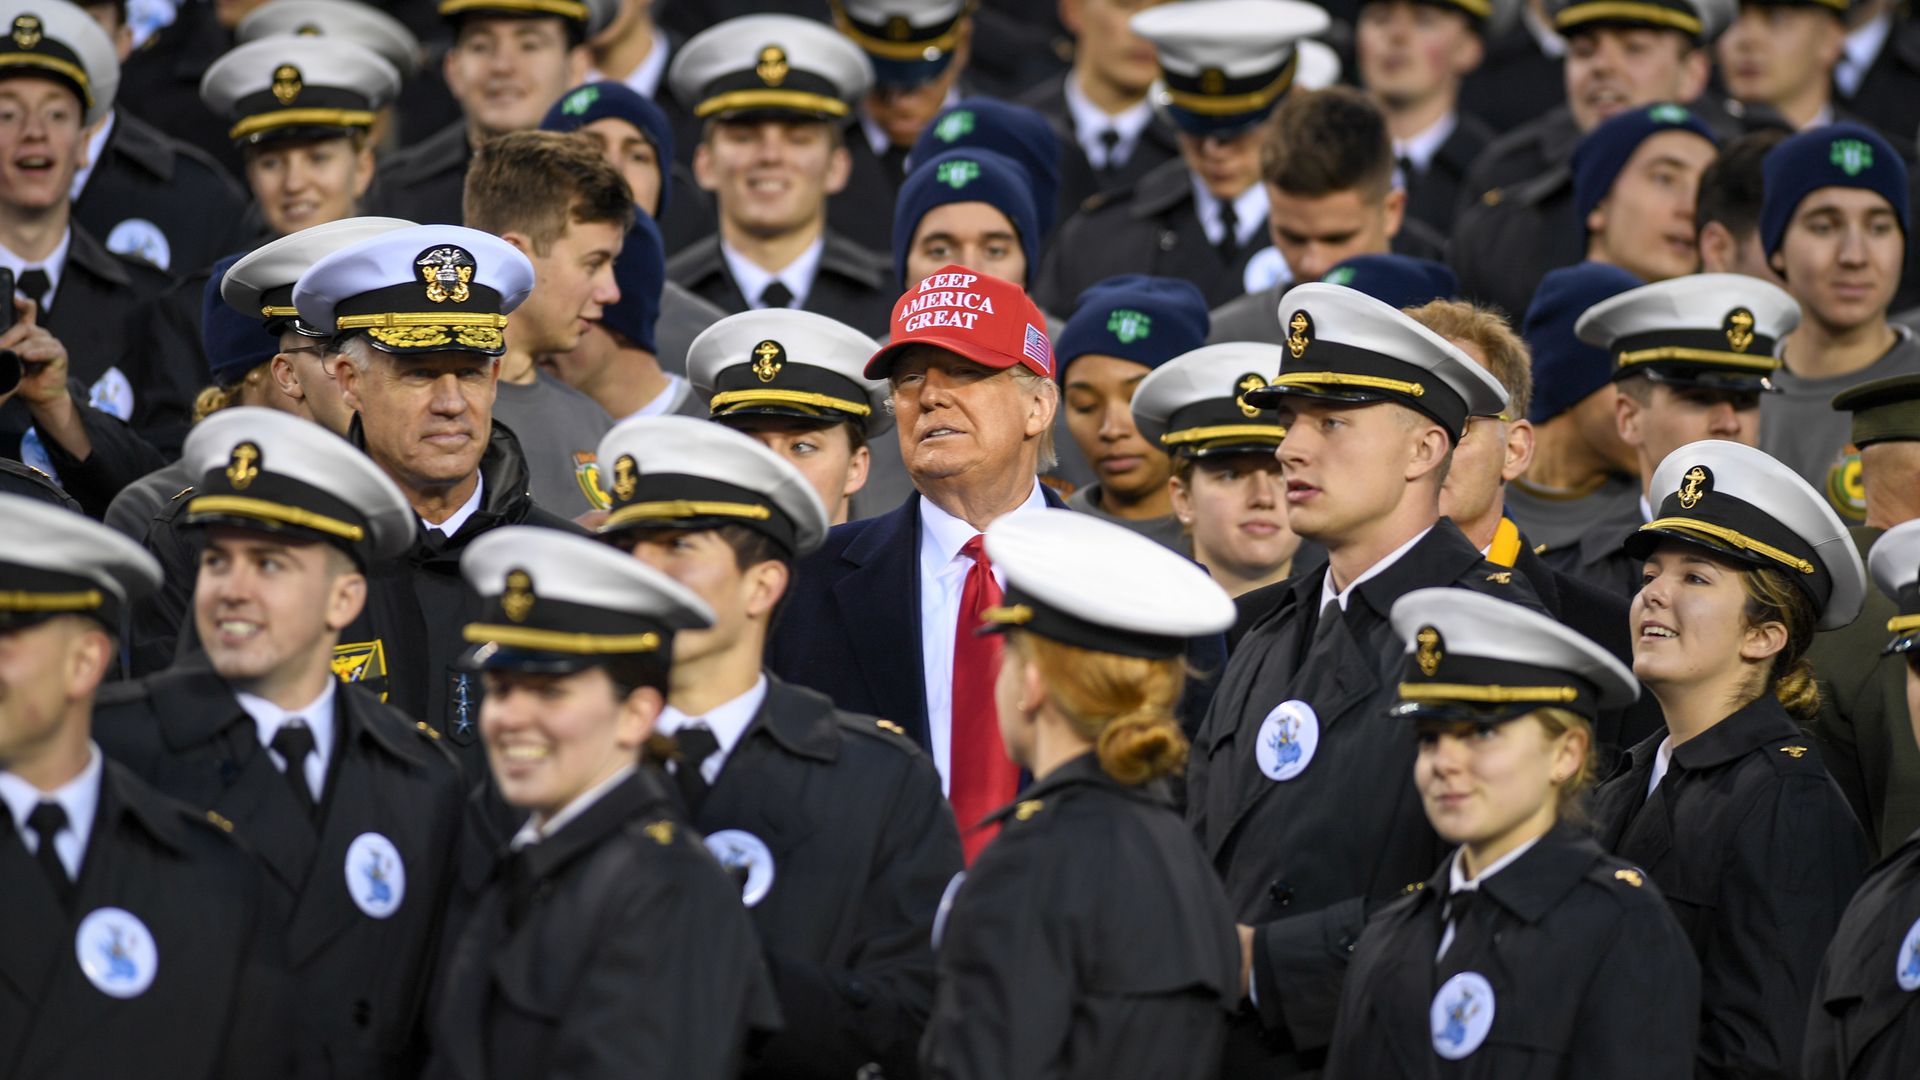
[{"xmin": 950, "ymin": 535, "xmax": 1018, "ymax": 864}]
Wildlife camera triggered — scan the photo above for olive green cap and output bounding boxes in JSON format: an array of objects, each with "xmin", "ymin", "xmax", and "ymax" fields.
[{"xmin": 1833, "ymin": 373, "xmax": 1920, "ymax": 448}]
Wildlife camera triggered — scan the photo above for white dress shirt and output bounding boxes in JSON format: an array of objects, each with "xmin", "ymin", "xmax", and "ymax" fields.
[
  {"xmin": 1394, "ymin": 112, "xmax": 1458, "ymax": 180},
  {"xmin": 1837, "ymin": 12, "xmax": 1891, "ymax": 98},
  {"xmin": 0, "ymin": 228, "xmax": 73, "ymax": 312},
  {"xmin": 657, "ymin": 675, "xmax": 771, "ymax": 785},
  {"xmin": 918, "ymin": 481, "xmax": 1049, "ymax": 793},
  {"xmin": 239, "ymin": 678, "xmax": 338, "ymax": 802},
  {"xmin": 510, "ymin": 763, "xmax": 639, "ymax": 851},
  {"xmin": 0, "ymin": 742, "xmax": 103, "ymax": 879},
  {"xmin": 1647, "ymin": 735, "xmax": 1675, "ymax": 798},
  {"xmin": 1063, "ymin": 73, "xmax": 1154, "ymax": 171},
  {"xmin": 723, "ymin": 235, "xmax": 825, "ymax": 312},
  {"xmin": 425, "ymin": 473, "xmax": 485, "ymax": 540},
  {"xmin": 1191, "ymin": 179, "xmax": 1269, "ymax": 249},
  {"xmin": 1319, "ymin": 525, "xmax": 1434, "ymax": 613},
  {"xmin": 71, "ymin": 110, "xmax": 115, "ymax": 201},
  {"xmin": 1436, "ymin": 835, "xmax": 1544, "ymax": 960}
]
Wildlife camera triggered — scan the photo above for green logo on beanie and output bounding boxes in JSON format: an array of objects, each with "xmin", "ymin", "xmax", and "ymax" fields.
[
  {"xmin": 1323, "ymin": 267, "xmax": 1356, "ymax": 286},
  {"xmin": 936, "ymin": 159, "xmax": 981, "ymax": 190},
  {"xmin": 935, "ymin": 110, "xmax": 975, "ymax": 143},
  {"xmin": 1647, "ymin": 103, "xmax": 1690, "ymax": 125},
  {"xmin": 562, "ymin": 86, "xmax": 598, "ymax": 116},
  {"xmin": 1831, "ymin": 138, "xmax": 1874, "ymax": 177},
  {"xmin": 1107, "ymin": 309, "xmax": 1152, "ymax": 344}
]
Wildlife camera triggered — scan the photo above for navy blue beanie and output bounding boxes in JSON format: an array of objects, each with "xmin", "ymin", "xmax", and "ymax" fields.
[
  {"xmin": 909, "ymin": 99, "xmax": 1062, "ymax": 237},
  {"xmin": 1320, "ymin": 254, "xmax": 1458, "ymax": 310},
  {"xmin": 1761, "ymin": 122, "xmax": 1910, "ymax": 257},
  {"xmin": 542, "ymin": 81, "xmax": 675, "ymax": 219},
  {"xmin": 1055, "ymin": 274, "xmax": 1210, "ymax": 380},
  {"xmin": 204, "ymin": 253, "xmax": 279, "ymax": 389},
  {"xmin": 1571, "ymin": 102, "xmax": 1717, "ymax": 225},
  {"xmin": 1521, "ymin": 261, "xmax": 1643, "ymax": 423},
  {"xmin": 892, "ymin": 147, "xmax": 1041, "ymax": 287},
  {"xmin": 599, "ymin": 212, "xmax": 665, "ymax": 355}
]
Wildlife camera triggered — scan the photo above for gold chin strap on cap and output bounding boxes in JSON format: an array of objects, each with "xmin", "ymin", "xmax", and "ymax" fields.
[
  {"xmin": 1614, "ymin": 348, "xmax": 1781, "ymax": 373},
  {"xmin": 0, "ymin": 588, "xmax": 105, "ymax": 612},
  {"xmin": 980, "ymin": 605, "xmax": 1034, "ymax": 626},
  {"xmin": 1639, "ymin": 517, "xmax": 1816, "ymax": 575},
  {"xmin": 603, "ymin": 499, "xmax": 773, "ymax": 531},
  {"xmin": 186, "ymin": 495, "xmax": 367, "ymax": 543},
  {"xmin": 1160, "ymin": 424, "xmax": 1287, "ymax": 448},
  {"xmin": 0, "ymin": 54, "xmax": 92, "ymax": 109},
  {"xmin": 438, "ymin": 0, "xmax": 589, "ymax": 21},
  {"xmin": 709, "ymin": 389, "xmax": 872, "ymax": 417},
  {"xmin": 1163, "ymin": 52, "xmax": 1298, "ymax": 116},
  {"xmin": 1552, "ymin": 1, "xmax": 1703, "ymax": 34},
  {"xmin": 461, "ymin": 625, "xmax": 662, "ymax": 653},
  {"xmin": 694, "ymin": 90, "xmax": 850, "ymax": 118},
  {"xmin": 1271, "ymin": 372, "xmax": 1426, "ymax": 398},
  {"xmin": 228, "ymin": 108, "xmax": 378, "ymax": 141},
  {"xmin": 1397, "ymin": 683, "xmax": 1579, "ymax": 704}
]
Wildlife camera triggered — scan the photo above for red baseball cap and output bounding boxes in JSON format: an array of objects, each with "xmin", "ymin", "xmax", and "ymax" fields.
[{"xmin": 865, "ymin": 265, "xmax": 1054, "ymax": 380}]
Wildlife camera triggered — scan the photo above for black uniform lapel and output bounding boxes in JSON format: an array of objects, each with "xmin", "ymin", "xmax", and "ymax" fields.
[
  {"xmin": 699, "ymin": 681, "xmax": 838, "ymax": 856},
  {"xmin": 213, "ymin": 722, "xmax": 320, "ymax": 894},
  {"xmin": 0, "ymin": 829, "xmax": 63, "ymax": 1006}
]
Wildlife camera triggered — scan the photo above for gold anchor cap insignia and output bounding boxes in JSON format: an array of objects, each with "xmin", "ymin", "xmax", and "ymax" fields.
[
  {"xmin": 1414, "ymin": 626, "xmax": 1443, "ymax": 676},
  {"xmin": 752, "ymin": 339, "xmax": 785, "ymax": 383},
  {"xmin": 1235, "ymin": 373, "xmax": 1268, "ymax": 418},
  {"xmin": 1677, "ymin": 465, "xmax": 1711, "ymax": 510},
  {"xmin": 1724, "ymin": 307, "xmax": 1756, "ymax": 353},
  {"xmin": 225, "ymin": 442, "xmax": 261, "ymax": 490},
  {"xmin": 1286, "ymin": 310, "xmax": 1312, "ymax": 359},
  {"xmin": 271, "ymin": 64, "xmax": 303, "ymax": 105},
  {"xmin": 612, "ymin": 454, "xmax": 639, "ymax": 502},
  {"xmin": 501, "ymin": 569, "xmax": 536, "ymax": 623},
  {"xmin": 10, "ymin": 15, "xmax": 40, "ymax": 49},
  {"xmin": 755, "ymin": 45, "xmax": 788, "ymax": 86}
]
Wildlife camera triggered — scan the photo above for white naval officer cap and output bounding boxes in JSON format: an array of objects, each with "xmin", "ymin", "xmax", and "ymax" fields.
[
  {"xmin": 1576, "ymin": 273, "xmax": 1799, "ymax": 393},
  {"xmin": 1130, "ymin": 342, "xmax": 1289, "ymax": 458},
  {"xmin": 669, "ymin": 14, "xmax": 873, "ymax": 122},
  {"xmin": 979, "ymin": 508, "xmax": 1236, "ymax": 659},
  {"xmin": 1131, "ymin": 0, "xmax": 1330, "ymax": 136},
  {"xmin": 237, "ymin": 0, "xmax": 422, "ymax": 78},
  {"xmin": 828, "ymin": 0, "xmax": 966, "ymax": 86},
  {"xmin": 0, "ymin": 494, "xmax": 160, "ymax": 633},
  {"xmin": 1242, "ymin": 281, "xmax": 1508, "ymax": 441},
  {"xmin": 594, "ymin": 415, "xmax": 831, "ymax": 557},
  {"xmin": 687, "ymin": 309, "xmax": 891, "ymax": 439},
  {"xmin": 222, "ymin": 216, "xmax": 418, "ymax": 336},
  {"xmin": 0, "ymin": 0, "xmax": 119, "ymax": 126},
  {"xmin": 293, "ymin": 223, "xmax": 534, "ymax": 355},
  {"xmin": 1867, "ymin": 519, "xmax": 1920, "ymax": 659},
  {"xmin": 436, "ymin": 0, "xmax": 618, "ymax": 38},
  {"xmin": 1628, "ymin": 439, "xmax": 1866, "ymax": 631},
  {"xmin": 179, "ymin": 406, "xmax": 417, "ymax": 564},
  {"xmin": 1390, "ymin": 588, "xmax": 1639, "ymax": 724},
  {"xmin": 460, "ymin": 525, "xmax": 714, "ymax": 674},
  {"xmin": 201, "ymin": 35, "xmax": 401, "ymax": 147}
]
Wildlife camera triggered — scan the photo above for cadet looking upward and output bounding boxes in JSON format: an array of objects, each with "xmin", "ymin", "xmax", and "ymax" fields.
[
  {"xmin": 1325, "ymin": 588, "xmax": 1700, "ymax": 1079},
  {"xmin": 93, "ymin": 408, "xmax": 467, "ymax": 1080},
  {"xmin": 597, "ymin": 415, "xmax": 962, "ymax": 1079},
  {"xmin": 920, "ymin": 509, "xmax": 1242, "ymax": 1080},
  {"xmin": 1590, "ymin": 439, "xmax": 1873, "ymax": 1078}
]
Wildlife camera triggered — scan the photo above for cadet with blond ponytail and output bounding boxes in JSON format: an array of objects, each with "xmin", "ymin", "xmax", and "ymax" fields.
[
  {"xmin": 920, "ymin": 510, "xmax": 1241, "ymax": 1080},
  {"xmin": 1589, "ymin": 440, "xmax": 1873, "ymax": 1078}
]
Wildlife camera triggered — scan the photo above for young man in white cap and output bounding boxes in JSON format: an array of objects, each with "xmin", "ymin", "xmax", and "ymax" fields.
[
  {"xmin": 1038, "ymin": 0, "xmax": 1333, "ymax": 312},
  {"xmin": 685, "ymin": 307, "xmax": 886, "ymax": 526},
  {"xmin": 94, "ymin": 408, "xmax": 468, "ymax": 1080},
  {"xmin": 433, "ymin": 524, "xmax": 782, "ymax": 1079},
  {"xmin": 199, "ymin": 33, "xmax": 400, "ymax": 239},
  {"xmin": 366, "ymin": 0, "xmax": 615, "ymax": 225},
  {"xmin": 291, "ymin": 222, "xmax": 582, "ymax": 767},
  {"xmin": 1, "ymin": 494, "xmax": 290, "ymax": 1076},
  {"xmin": 667, "ymin": 13, "xmax": 896, "ymax": 337},
  {"xmin": 596, "ymin": 415, "xmax": 961, "ymax": 1079},
  {"xmin": 1186, "ymin": 281, "xmax": 1537, "ymax": 1076}
]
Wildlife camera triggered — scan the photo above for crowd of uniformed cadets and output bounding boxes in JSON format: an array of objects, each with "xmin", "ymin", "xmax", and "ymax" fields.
[{"xmin": 7, "ymin": 0, "xmax": 1920, "ymax": 1074}]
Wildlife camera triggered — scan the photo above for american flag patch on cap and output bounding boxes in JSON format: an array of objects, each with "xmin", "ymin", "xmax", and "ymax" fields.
[{"xmin": 1022, "ymin": 323, "xmax": 1052, "ymax": 374}]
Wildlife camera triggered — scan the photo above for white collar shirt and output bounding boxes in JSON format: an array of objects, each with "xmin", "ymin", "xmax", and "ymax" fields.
[
  {"xmin": 723, "ymin": 235, "xmax": 825, "ymax": 311},
  {"xmin": 657, "ymin": 675, "xmax": 771, "ymax": 785},
  {"xmin": 426, "ymin": 473, "xmax": 485, "ymax": 539},
  {"xmin": 238, "ymin": 679, "xmax": 338, "ymax": 802},
  {"xmin": 0, "ymin": 742, "xmax": 104, "ymax": 880},
  {"xmin": 1319, "ymin": 525, "xmax": 1434, "ymax": 613},
  {"xmin": 1063, "ymin": 73, "xmax": 1154, "ymax": 171},
  {"xmin": 510, "ymin": 763, "xmax": 639, "ymax": 851},
  {"xmin": 1190, "ymin": 178, "xmax": 1269, "ymax": 249},
  {"xmin": 1436, "ymin": 835, "xmax": 1544, "ymax": 959}
]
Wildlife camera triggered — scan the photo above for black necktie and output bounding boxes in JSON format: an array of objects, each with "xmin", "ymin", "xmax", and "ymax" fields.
[
  {"xmin": 880, "ymin": 142, "xmax": 910, "ymax": 183},
  {"xmin": 1439, "ymin": 888, "xmax": 1484, "ymax": 965},
  {"xmin": 758, "ymin": 280, "xmax": 794, "ymax": 309},
  {"xmin": 27, "ymin": 801, "xmax": 73, "ymax": 908},
  {"xmin": 1098, "ymin": 128, "xmax": 1122, "ymax": 173},
  {"xmin": 672, "ymin": 724, "xmax": 719, "ymax": 816},
  {"xmin": 1217, "ymin": 200, "xmax": 1240, "ymax": 264},
  {"xmin": 16, "ymin": 267, "xmax": 49, "ymax": 316},
  {"xmin": 271, "ymin": 722, "xmax": 318, "ymax": 820}
]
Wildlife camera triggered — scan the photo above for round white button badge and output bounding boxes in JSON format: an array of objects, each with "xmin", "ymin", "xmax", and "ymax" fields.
[
  {"xmin": 1255, "ymin": 700, "xmax": 1319, "ymax": 782},
  {"xmin": 75, "ymin": 907, "xmax": 158, "ymax": 999},
  {"xmin": 344, "ymin": 832, "xmax": 407, "ymax": 919},
  {"xmin": 704, "ymin": 829, "xmax": 776, "ymax": 908},
  {"xmin": 1897, "ymin": 915, "xmax": 1920, "ymax": 992},
  {"xmin": 931, "ymin": 871, "xmax": 966, "ymax": 950},
  {"xmin": 1430, "ymin": 971, "xmax": 1496, "ymax": 1059}
]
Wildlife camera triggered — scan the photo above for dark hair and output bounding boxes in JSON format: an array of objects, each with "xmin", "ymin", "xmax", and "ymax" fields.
[
  {"xmin": 464, "ymin": 130, "xmax": 636, "ymax": 253},
  {"xmin": 1695, "ymin": 128, "xmax": 1789, "ymax": 239},
  {"xmin": 1739, "ymin": 565, "xmax": 1822, "ymax": 721},
  {"xmin": 1260, "ymin": 87, "xmax": 1394, "ymax": 200}
]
